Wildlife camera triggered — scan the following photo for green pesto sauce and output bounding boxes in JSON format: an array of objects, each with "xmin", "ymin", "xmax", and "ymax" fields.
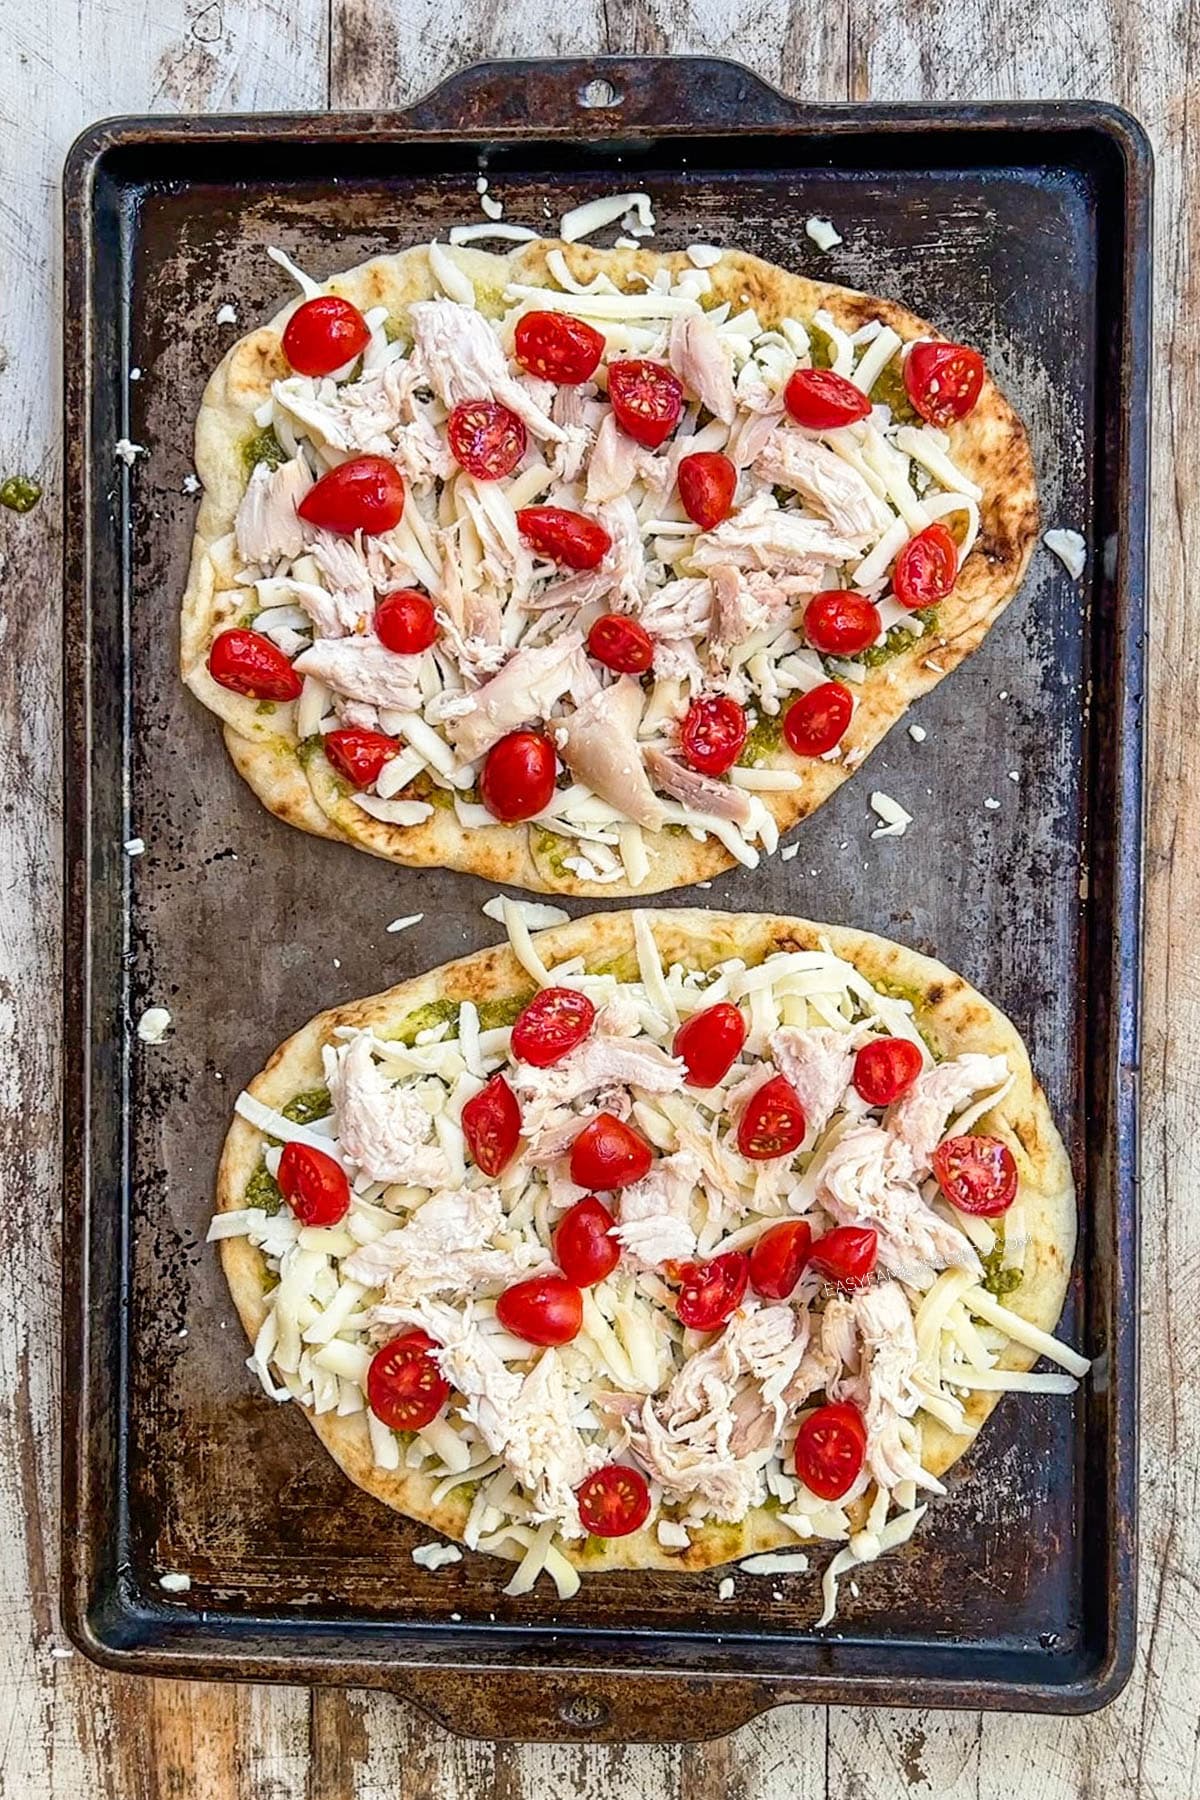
[
  {"xmin": 533, "ymin": 826, "xmax": 574, "ymax": 880},
  {"xmin": 738, "ymin": 711, "xmax": 785, "ymax": 765},
  {"xmin": 831, "ymin": 607, "xmax": 938, "ymax": 672},
  {"xmin": 242, "ymin": 426, "xmax": 287, "ymax": 475},
  {"xmin": 255, "ymin": 699, "xmax": 276, "ymax": 716},
  {"xmin": 410, "ymin": 770, "xmax": 464, "ymax": 811},
  {"xmin": 382, "ymin": 318, "xmax": 408, "ymax": 346},
  {"xmin": 587, "ymin": 951, "xmax": 641, "ymax": 982},
  {"xmin": 869, "ymin": 359, "xmax": 920, "ymax": 425},
  {"xmin": 476, "ymin": 993, "xmax": 529, "ymax": 1031},
  {"xmin": 245, "ymin": 1162, "xmax": 283, "ymax": 1214},
  {"xmin": 806, "ymin": 326, "xmax": 833, "ymax": 371},
  {"xmin": 297, "ymin": 733, "xmax": 325, "ymax": 769},
  {"xmin": 981, "ymin": 1226, "xmax": 1024, "ymax": 1298},
  {"xmin": 261, "ymin": 1269, "xmax": 281, "ymax": 1293},
  {"xmin": 390, "ymin": 998, "xmax": 461, "ymax": 1046},
  {"xmin": 282, "ymin": 1086, "xmax": 331, "ymax": 1124},
  {"xmin": 0, "ymin": 474, "xmax": 42, "ymax": 513},
  {"xmin": 237, "ymin": 608, "xmax": 261, "ymax": 630}
]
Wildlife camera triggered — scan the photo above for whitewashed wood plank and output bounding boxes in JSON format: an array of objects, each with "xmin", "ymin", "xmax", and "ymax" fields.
[{"xmin": 0, "ymin": 3, "xmax": 325, "ymax": 1797}]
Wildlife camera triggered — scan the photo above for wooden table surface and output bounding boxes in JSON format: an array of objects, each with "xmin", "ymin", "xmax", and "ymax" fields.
[{"xmin": 1, "ymin": 2, "xmax": 1190, "ymax": 1794}]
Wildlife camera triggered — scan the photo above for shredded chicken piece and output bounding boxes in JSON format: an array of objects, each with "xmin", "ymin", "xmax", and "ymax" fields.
[
  {"xmin": 530, "ymin": 496, "xmax": 646, "ymax": 613},
  {"xmin": 851, "ymin": 1281, "xmax": 944, "ymax": 1493},
  {"xmin": 887, "ymin": 1053, "xmax": 1010, "ymax": 1173},
  {"xmin": 517, "ymin": 1033, "xmax": 685, "ymax": 1147},
  {"xmin": 668, "ymin": 313, "xmax": 737, "ymax": 424},
  {"xmin": 409, "ymin": 298, "xmax": 565, "ymax": 442},
  {"xmin": 307, "ymin": 529, "xmax": 376, "ymax": 626},
  {"xmin": 815, "ymin": 1122, "xmax": 980, "ymax": 1282},
  {"xmin": 691, "ymin": 492, "xmax": 866, "ymax": 579},
  {"xmin": 293, "ymin": 637, "xmax": 424, "ymax": 711},
  {"xmin": 707, "ymin": 563, "xmax": 793, "ymax": 663},
  {"xmin": 347, "ymin": 1187, "xmax": 524, "ymax": 1304},
  {"xmin": 446, "ymin": 632, "xmax": 587, "ymax": 762},
  {"xmin": 754, "ymin": 428, "xmax": 890, "ymax": 538},
  {"xmin": 768, "ymin": 1026, "xmax": 859, "ymax": 1138},
  {"xmin": 328, "ymin": 1035, "xmax": 450, "ymax": 1188},
  {"xmin": 555, "ymin": 677, "xmax": 667, "ymax": 831},
  {"xmin": 235, "ymin": 456, "xmax": 311, "ymax": 565},
  {"xmin": 613, "ymin": 1149, "xmax": 702, "ymax": 1269},
  {"xmin": 643, "ymin": 746, "xmax": 753, "ymax": 825}
]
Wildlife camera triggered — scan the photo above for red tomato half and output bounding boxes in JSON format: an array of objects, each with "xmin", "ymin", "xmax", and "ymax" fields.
[
  {"xmin": 680, "ymin": 695, "xmax": 747, "ymax": 776},
  {"xmin": 904, "ymin": 340, "xmax": 986, "ymax": 427},
  {"xmin": 461, "ymin": 1074, "xmax": 521, "ymax": 1176},
  {"xmin": 367, "ymin": 1331, "xmax": 450, "ymax": 1432},
  {"xmin": 892, "ymin": 522, "xmax": 959, "ymax": 609},
  {"xmin": 517, "ymin": 505, "xmax": 611, "ymax": 570},
  {"xmin": 576, "ymin": 1464, "xmax": 652, "ymax": 1537},
  {"xmin": 515, "ymin": 310, "xmax": 605, "ymax": 384},
  {"xmin": 932, "ymin": 1134, "xmax": 1018, "ymax": 1216},
  {"xmin": 675, "ymin": 1251, "xmax": 750, "ymax": 1330},
  {"xmin": 207, "ymin": 628, "xmax": 302, "ymax": 702},
  {"xmin": 276, "ymin": 1141, "xmax": 351, "ymax": 1226},
  {"xmin": 375, "ymin": 589, "xmax": 439, "ymax": 654},
  {"xmin": 853, "ymin": 1036, "xmax": 924, "ymax": 1106},
  {"xmin": 447, "ymin": 399, "xmax": 527, "ymax": 480},
  {"xmin": 794, "ymin": 1401, "xmax": 867, "ymax": 1500},
  {"xmin": 804, "ymin": 589, "xmax": 882, "ymax": 657},
  {"xmin": 496, "ymin": 1274, "xmax": 584, "ymax": 1346},
  {"xmin": 736, "ymin": 1074, "xmax": 806, "ymax": 1161},
  {"xmin": 809, "ymin": 1225, "xmax": 878, "ymax": 1287},
  {"xmin": 677, "ymin": 451, "xmax": 737, "ymax": 530},
  {"xmin": 553, "ymin": 1195, "xmax": 620, "ymax": 1287},
  {"xmin": 298, "ymin": 455, "xmax": 405, "ymax": 536},
  {"xmin": 783, "ymin": 682, "xmax": 853, "ymax": 757},
  {"xmin": 748, "ymin": 1220, "xmax": 814, "ymax": 1301},
  {"xmin": 282, "ymin": 295, "xmax": 370, "ymax": 376},
  {"xmin": 323, "ymin": 727, "xmax": 400, "ymax": 790},
  {"xmin": 784, "ymin": 367, "xmax": 871, "ymax": 430},
  {"xmin": 587, "ymin": 612, "xmax": 654, "ymax": 674},
  {"xmin": 480, "ymin": 730, "xmax": 558, "ymax": 822},
  {"xmin": 511, "ymin": 986, "xmax": 596, "ymax": 1068},
  {"xmin": 607, "ymin": 359, "xmax": 685, "ymax": 449},
  {"xmin": 570, "ymin": 1114, "xmax": 653, "ymax": 1191},
  {"xmin": 673, "ymin": 1002, "xmax": 747, "ymax": 1089}
]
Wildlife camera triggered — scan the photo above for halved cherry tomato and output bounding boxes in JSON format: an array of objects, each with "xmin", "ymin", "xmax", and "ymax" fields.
[
  {"xmin": 276, "ymin": 1141, "xmax": 351, "ymax": 1226},
  {"xmin": 496, "ymin": 1274, "xmax": 584, "ymax": 1346},
  {"xmin": 576, "ymin": 1464, "xmax": 651, "ymax": 1537},
  {"xmin": 553, "ymin": 1195, "xmax": 620, "ymax": 1287},
  {"xmin": 737, "ymin": 1074, "xmax": 806, "ymax": 1160},
  {"xmin": 675, "ymin": 1251, "xmax": 749, "ymax": 1330},
  {"xmin": 447, "ymin": 399, "xmax": 527, "ymax": 480},
  {"xmin": 804, "ymin": 589, "xmax": 882, "ymax": 657},
  {"xmin": 207, "ymin": 627, "xmax": 302, "ymax": 701},
  {"xmin": 794, "ymin": 1401, "xmax": 867, "ymax": 1501},
  {"xmin": 932, "ymin": 1134, "xmax": 1018, "ymax": 1216},
  {"xmin": 587, "ymin": 612, "xmax": 653, "ymax": 674},
  {"xmin": 375, "ymin": 589, "xmax": 439, "ymax": 654},
  {"xmin": 607, "ymin": 359, "xmax": 685, "ymax": 449},
  {"xmin": 480, "ymin": 730, "xmax": 558, "ymax": 822},
  {"xmin": 367, "ymin": 1330, "xmax": 450, "ymax": 1432},
  {"xmin": 680, "ymin": 695, "xmax": 747, "ymax": 776},
  {"xmin": 515, "ymin": 310, "xmax": 605, "ymax": 384},
  {"xmin": 677, "ymin": 451, "xmax": 737, "ymax": 530},
  {"xmin": 783, "ymin": 682, "xmax": 853, "ymax": 757},
  {"xmin": 297, "ymin": 455, "xmax": 405, "ymax": 536},
  {"xmin": 748, "ymin": 1220, "xmax": 814, "ymax": 1300},
  {"xmin": 323, "ymin": 727, "xmax": 400, "ymax": 790},
  {"xmin": 853, "ymin": 1036, "xmax": 924, "ymax": 1106},
  {"xmin": 517, "ymin": 505, "xmax": 611, "ymax": 570},
  {"xmin": 462, "ymin": 1073, "xmax": 521, "ymax": 1176},
  {"xmin": 892, "ymin": 522, "xmax": 958, "ymax": 609},
  {"xmin": 673, "ymin": 1002, "xmax": 747, "ymax": 1089},
  {"xmin": 784, "ymin": 367, "xmax": 872, "ymax": 430},
  {"xmin": 282, "ymin": 295, "xmax": 371, "ymax": 377},
  {"xmin": 810, "ymin": 1225, "xmax": 878, "ymax": 1287},
  {"xmin": 570, "ymin": 1113, "xmax": 652, "ymax": 1191},
  {"xmin": 511, "ymin": 986, "xmax": 596, "ymax": 1068},
  {"xmin": 904, "ymin": 340, "xmax": 985, "ymax": 427}
]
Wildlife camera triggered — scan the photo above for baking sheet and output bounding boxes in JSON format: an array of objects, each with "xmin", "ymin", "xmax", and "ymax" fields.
[{"xmin": 62, "ymin": 59, "xmax": 1146, "ymax": 1735}]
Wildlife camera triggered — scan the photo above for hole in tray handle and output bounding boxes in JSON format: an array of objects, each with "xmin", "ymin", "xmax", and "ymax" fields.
[
  {"xmin": 559, "ymin": 1693, "xmax": 610, "ymax": 1729},
  {"xmin": 578, "ymin": 78, "xmax": 622, "ymax": 110}
]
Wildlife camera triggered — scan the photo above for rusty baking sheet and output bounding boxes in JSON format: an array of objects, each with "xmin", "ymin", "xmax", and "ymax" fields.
[{"xmin": 61, "ymin": 58, "xmax": 1148, "ymax": 1738}]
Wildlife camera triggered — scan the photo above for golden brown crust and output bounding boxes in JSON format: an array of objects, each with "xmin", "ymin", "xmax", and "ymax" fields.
[
  {"xmin": 182, "ymin": 240, "xmax": 1039, "ymax": 897},
  {"xmin": 215, "ymin": 909, "xmax": 1075, "ymax": 1573}
]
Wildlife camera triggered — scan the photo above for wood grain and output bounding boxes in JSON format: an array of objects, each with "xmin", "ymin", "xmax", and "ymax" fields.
[{"xmin": 0, "ymin": 0, "xmax": 1190, "ymax": 1792}]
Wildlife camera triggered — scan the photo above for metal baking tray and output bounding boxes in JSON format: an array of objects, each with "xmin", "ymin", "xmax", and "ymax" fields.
[{"xmin": 61, "ymin": 58, "xmax": 1148, "ymax": 1738}]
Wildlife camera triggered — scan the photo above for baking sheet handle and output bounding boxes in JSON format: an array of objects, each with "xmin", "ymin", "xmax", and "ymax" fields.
[{"xmin": 404, "ymin": 55, "xmax": 802, "ymax": 136}]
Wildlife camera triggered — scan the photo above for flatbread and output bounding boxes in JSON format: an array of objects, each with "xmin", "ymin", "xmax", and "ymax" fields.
[
  {"xmin": 182, "ymin": 239, "xmax": 1039, "ymax": 897},
  {"xmin": 214, "ymin": 909, "xmax": 1075, "ymax": 1577}
]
